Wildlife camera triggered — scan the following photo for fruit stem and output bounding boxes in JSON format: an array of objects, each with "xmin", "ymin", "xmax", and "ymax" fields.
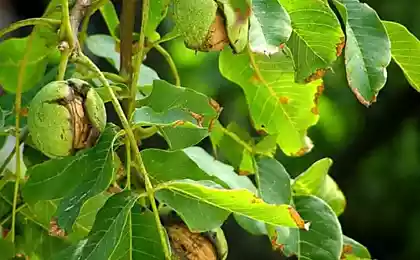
[
  {"xmin": 76, "ymin": 53, "xmax": 171, "ymax": 260},
  {"xmin": 10, "ymin": 25, "xmax": 37, "ymax": 244},
  {"xmin": 154, "ymin": 44, "xmax": 181, "ymax": 86},
  {"xmin": 129, "ymin": 0, "xmax": 150, "ymax": 117}
]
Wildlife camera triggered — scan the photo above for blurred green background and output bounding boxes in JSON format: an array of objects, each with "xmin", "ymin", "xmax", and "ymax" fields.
[{"xmin": 2, "ymin": 0, "xmax": 420, "ymax": 259}]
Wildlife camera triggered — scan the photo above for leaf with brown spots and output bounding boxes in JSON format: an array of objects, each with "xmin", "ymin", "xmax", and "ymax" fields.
[
  {"xmin": 220, "ymin": 48, "xmax": 321, "ymax": 156},
  {"xmin": 133, "ymin": 80, "xmax": 220, "ymax": 150},
  {"xmin": 274, "ymin": 196, "xmax": 343, "ymax": 259},
  {"xmin": 336, "ymin": 37, "xmax": 346, "ymax": 57},
  {"xmin": 281, "ymin": 0, "xmax": 344, "ymax": 82},
  {"xmin": 332, "ymin": 0, "xmax": 391, "ymax": 106},
  {"xmin": 157, "ymin": 180, "xmax": 304, "ymax": 229},
  {"xmin": 341, "ymin": 235, "xmax": 371, "ymax": 259}
]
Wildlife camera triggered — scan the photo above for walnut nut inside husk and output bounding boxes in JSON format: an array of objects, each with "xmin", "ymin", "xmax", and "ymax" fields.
[
  {"xmin": 27, "ymin": 79, "xmax": 106, "ymax": 158},
  {"xmin": 167, "ymin": 224, "xmax": 228, "ymax": 260}
]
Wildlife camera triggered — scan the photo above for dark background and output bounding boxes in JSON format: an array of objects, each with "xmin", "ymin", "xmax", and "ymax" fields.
[{"xmin": 1, "ymin": 0, "xmax": 420, "ymax": 259}]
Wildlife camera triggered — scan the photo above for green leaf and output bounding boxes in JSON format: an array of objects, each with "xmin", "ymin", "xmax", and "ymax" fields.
[
  {"xmin": 146, "ymin": 0, "xmax": 170, "ymax": 39},
  {"xmin": 133, "ymin": 107, "xmax": 205, "ymax": 129},
  {"xmin": 219, "ymin": 47, "xmax": 321, "ymax": 156},
  {"xmin": 281, "ymin": 0, "xmax": 344, "ymax": 82},
  {"xmin": 292, "ymin": 158, "xmax": 346, "ymax": 216},
  {"xmin": 15, "ymin": 220, "xmax": 69, "ymax": 259},
  {"xmin": 142, "ymin": 148, "xmax": 231, "ymax": 232},
  {"xmin": 22, "ymin": 124, "xmax": 121, "ymax": 232},
  {"xmin": 0, "ymin": 35, "xmax": 49, "ymax": 93},
  {"xmin": 233, "ymin": 214, "xmax": 267, "ymax": 236},
  {"xmin": 69, "ymin": 193, "xmax": 111, "ymax": 241},
  {"xmin": 50, "ymin": 240, "xmax": 87, "ymax": 260},
  {"xmin": 174, "ymin": 146, "xmax": 265, "ymax": 234},
  {"xmin": 249, "ymin": 0, "xmax": 291, "ymax": 54},
  {"xmin": 333, "ymin": 0, "xmax": 391, "ymax": 106},
  {"xmin": 99, "ymin": 1, "xmax": 120, "ymax": 38},
  {"xmin": 216, "ymin": 0, "xmax": 250, "ymax": 53},
  {"xmin": 110, "ymin": 205, "xmax": 166, "ymax": 260},
  {"xmin": 183, "ymin": 146, "xmax": 256, "ymax": 192},
  {"xmin": 157, "ymin": 180, "xmax": 305, "ymax": 229},
  {"xmin": 137, "ymin": 80, "xmax": 219, "ymax": 150},
  {"xmin": 142, "ymin": 148, "xmax": 223, "ymax": 185},
  {"xmin": 342, "ymin": 235, "xmax": 371, "ymax": 259},
  {"xmin": 0, "ymin": 66, "xmax": 65, "ymax": 133},
  {"xmin": 274, "ymin": 195, "xmax": 343, "ymax": 259},
  {"xmin": 257, "ymin": 157, "xmax": 292, "ymax": 205},
  {"xmin": 85, "ymin": 35, "xmax": 159, "ymax": 86},
  {"xmin": 383, "ymin": 21, "xmax": 420, "ymax": 92},
  {"xmin": 80, "ymin": 191, "xmax": 138, "ymax": 260},
  {"xmin": 210, "ymin": 121, "xmax": 255, "ymax": 174},
  {"xmin": 0, "ymin": 239, "xmax": 14, "ymax": 260}
]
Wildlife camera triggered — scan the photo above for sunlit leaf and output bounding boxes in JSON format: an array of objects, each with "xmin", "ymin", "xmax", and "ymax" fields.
[
  {"xmin": 281, "ymin": 0, "xmax": 344, "ymax": 82},
  {"xmin": 382, "ymin": 21, "xmax": 420, "ymax": 92},
  {"xmin": 219, "ymin": 47, "xmax": 321, "ymax": 156},
  {"xmin": 333, "ymin": 0, "xmax": 391, "ymax": 106},
  {"xmin": 292, "ymin": 158, "xmax": 346, "ymax": 216},
  {"xmin": 157, "ymin": 180, "xmax": 304, "ymax": 231}
]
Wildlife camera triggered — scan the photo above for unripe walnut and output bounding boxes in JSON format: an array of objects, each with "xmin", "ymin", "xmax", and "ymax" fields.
[
  {"xmin": 172, "ymin": 0, "xmax": 229, "ymax": 52},
  {"xmin": 27, "ymin": 78, "xmax": 106, "ymax": 158}
]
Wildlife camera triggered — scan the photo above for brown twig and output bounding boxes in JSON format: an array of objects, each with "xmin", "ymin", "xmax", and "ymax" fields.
[{"xmin": 70, "ymin": 0, "xmax": 92, "ymax": 50}]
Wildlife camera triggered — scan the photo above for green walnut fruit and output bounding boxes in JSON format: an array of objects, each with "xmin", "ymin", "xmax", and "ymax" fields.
[
  {"xmin": 27, "ymin": 78, "xmax": 106, "ymax": 158},
  {"xmin": 172, "ymin": 0, "xmax": 229, "ymax": 52}
]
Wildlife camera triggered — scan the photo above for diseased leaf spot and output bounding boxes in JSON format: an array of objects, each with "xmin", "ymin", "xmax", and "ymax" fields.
[
  {"xmin": 305, "ymin": 68, "xmax": 326, "ymax": 83},
  {"xmin": 279, "ymin": 96, "xmax": 289, "ymax": 104},
  {"xmin": 351, "ymin": 87, "xmax": 371, "ymax": 107},
  {"xmin": 20, "ymin": 107, "xmax": 29, "ymax": 117},
  {"xmin": 250, "ymin": 196, "xmax": 264, "ymax": 204},
  {"xmin": 190, "ymin": 112, "xmax": 204, "ymax": 127},
  {"xmin": 209, "ymin": 98, "xmax": 222, "ymax": 113},
  {"xmin": 172, "ymin": 120, "xmax": 186, "ymax": 127},
  {"xmin": 287, "ymin": 207, "xmax": 305, "ymax": 229},
  {"xmin": 250, "ymin": 73, "xmax": 262, "ymax": 84},
  {"xmin": 238, "ymin": 170, "xmax": 250, "ymax": 176},
  {"xmin": 342, "ymin": 244, "xmax": 353, "ymax": 254},
  {"xmin": 49, "ymin": 218, "xmax": 67, "ymax": 237},
  {"xmin": 311, "ymin": 83, "xmax": 325, "ymax": 115},
  {"xmin": 336, "ymin": 37, "xmax": 346, "ymax": 57}
]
